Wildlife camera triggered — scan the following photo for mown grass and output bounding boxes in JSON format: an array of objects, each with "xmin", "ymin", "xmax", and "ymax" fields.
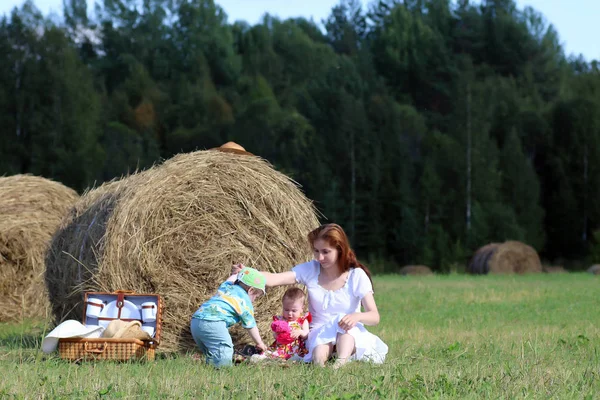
[{"xmin": 1, "ymin": 273, "xmax": 599, "ymax": 399}]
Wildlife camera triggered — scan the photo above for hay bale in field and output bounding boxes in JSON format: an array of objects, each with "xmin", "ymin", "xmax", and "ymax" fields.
[
  {"xmin": 467, "ymin": 241, "xmax": 542, "ymax": 275},
  {"xmin": 587, "ymin": 265, "xmax": 600, "ymax": 275},
  {"xmin": 466, "ymin": 243, "xmax": 500, "ymax": 274},
  {"xmin": 493, "ymin": 241, "xmax": 542, "ymax": 274},
  {"xmin": 542, "ymin": 265, "xmax": 568, "ymax": 274},
  {"xmin": 399, "ymin": 265, "xmax": 433, "ymax": 276},
  {"xmin": 46, "ymin": 148, "xmax": 320, "ymax": 353},
  {"xmin": 0, "ymin": 174, "xmax": 78, "ymax": 322},
  {"xmin": 46, "ymin": 174, "xmax": 148, "ymax": 321}
]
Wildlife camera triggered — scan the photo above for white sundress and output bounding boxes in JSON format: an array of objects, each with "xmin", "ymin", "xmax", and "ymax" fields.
[{"xmin": 292, "ymin": 260, "xmax": 389, "ymax": 363}]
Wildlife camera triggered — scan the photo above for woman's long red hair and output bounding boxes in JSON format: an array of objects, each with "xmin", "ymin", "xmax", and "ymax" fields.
[{"xmin": 308, "ymin": 223, "xmax": 373, "ymax": 285}]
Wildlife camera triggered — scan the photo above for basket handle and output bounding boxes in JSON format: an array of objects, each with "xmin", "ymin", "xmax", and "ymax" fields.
[
  {"xmin": 84, "ymin": 342, "xmax": 107, "ymax": 354},
  {"xmin": 114, "ymin": 290, "xmax": 135, "ymax": 294}
]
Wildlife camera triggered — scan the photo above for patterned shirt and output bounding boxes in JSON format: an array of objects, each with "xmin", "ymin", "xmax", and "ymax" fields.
[{"xmin": 192, "ymin": 281, "xmax": 256, "ymax": 329}]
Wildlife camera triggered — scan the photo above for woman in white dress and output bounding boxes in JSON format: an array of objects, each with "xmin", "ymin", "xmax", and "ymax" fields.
[{"xmin": 234, "ymin": 223, "xmax": 388, "ymax": 367}]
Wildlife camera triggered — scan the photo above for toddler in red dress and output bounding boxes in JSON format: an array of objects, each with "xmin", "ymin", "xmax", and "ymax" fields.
[{"xmin": 266, "ymin": 287, "xmax": 310, "ymax": 361}]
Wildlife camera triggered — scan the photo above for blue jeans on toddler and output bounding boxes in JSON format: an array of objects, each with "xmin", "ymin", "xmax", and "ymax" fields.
[{"xmin": 190, "ymin": 319, "xmax": 234, "ymax": 367}]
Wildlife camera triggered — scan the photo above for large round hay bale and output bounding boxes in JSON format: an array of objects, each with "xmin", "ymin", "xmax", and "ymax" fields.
[
  {"xmin": 46, "ymin": 150, "xmax": 319, "ymax": 353},
  {"xmin": 492, "ymin": 241, "xmax": 542, "ymax": 274},
  {"xmin": 45, "ymin": 174, "xmax": 148, "ymax": 321},
  {"xmin": 467, "ymin": 241, "xmax": 542, "ymax": 274},
  {"xmin": 399, "ymin": 265, "xmax": 433, "ymax": 276},
  {"xmin": 587, "ymin": 265, "xmax": 600, "ymax": 275},
  {"xmin": 0, "ymin": 174, "xmax": 78, "ymax": 322}
]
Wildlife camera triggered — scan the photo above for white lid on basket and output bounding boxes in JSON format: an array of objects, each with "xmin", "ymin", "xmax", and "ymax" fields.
[{"xmin": 41, "ymin": 320, "xmax": 105, "ymax": 354}]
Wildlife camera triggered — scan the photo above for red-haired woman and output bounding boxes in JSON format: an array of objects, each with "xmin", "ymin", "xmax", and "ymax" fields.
[{"xmin": 233, "ymin": 223, "xmax": 388, "ymax": 367}]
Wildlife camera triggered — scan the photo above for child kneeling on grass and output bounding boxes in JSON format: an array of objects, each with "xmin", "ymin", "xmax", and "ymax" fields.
[{"xmin": 190, "ymin": 266, "xmax": 268, "ymax": 367}]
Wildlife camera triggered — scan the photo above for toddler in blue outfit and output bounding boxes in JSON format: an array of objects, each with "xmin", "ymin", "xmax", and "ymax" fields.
[{"xmin": 190, "ymin": 266, "xmax": 268, "ymax": 367}]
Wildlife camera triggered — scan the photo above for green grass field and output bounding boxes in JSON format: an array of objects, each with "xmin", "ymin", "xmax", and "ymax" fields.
[{"xmin": 1, "ymin": 273, "xmax": 599, "ymax": 399}]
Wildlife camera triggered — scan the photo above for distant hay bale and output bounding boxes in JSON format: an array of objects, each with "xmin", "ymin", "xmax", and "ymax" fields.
[
  {"xmin": 466, "ymin": 243, "xmax": 500, "ymax": 274},
  {"xmin": 587, "ymin": 265, "xmax": 600, "ymax": 275},
  {"xmin": 46, "ymin": 149, "xmax": 319, "ymax": 353},
  {"xmin": 493, "ymin": 241, "xmax": 543, "ymax": 274},
  {"xmin": 0, "ymin": 174, "xmax": 78, "ymax": 322},
  {"xmin": 542, "ymin": 265, "xmax": 568, "ymax": 274},
  {"xmin": 467, "ymin": 241, "xmax": 542, "ymax": 275},
  {"xmin": 399, "ymin": 265, "xmax": 433, "ymax": 276}
]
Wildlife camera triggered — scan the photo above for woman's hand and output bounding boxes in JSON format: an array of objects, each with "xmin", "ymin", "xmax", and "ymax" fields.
[
  {"xmin": 233, "ymin": 264, "xmax": 297, "ymax": 288},
  {"xmin": 338, "ymin": 313, "xmax": 361, "ymax": 331},
  {"xmin": 231, "ymin": 263, "xmax": 244, "ymax": 275}
]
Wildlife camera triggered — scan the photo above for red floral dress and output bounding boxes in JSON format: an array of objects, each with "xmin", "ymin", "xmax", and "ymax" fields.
[{"xmin": 267, "ymin": 313, "xmax": 311, "ymax": 360}]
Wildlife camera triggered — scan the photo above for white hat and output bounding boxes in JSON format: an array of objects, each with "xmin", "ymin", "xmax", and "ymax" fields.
[{"xmin": 41, "ymin": 320, "xmax": 104, "ymax": 354}]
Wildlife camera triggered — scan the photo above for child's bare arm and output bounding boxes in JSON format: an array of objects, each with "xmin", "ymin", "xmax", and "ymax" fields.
[
  {"xmin": 246, "ymin": 326, "xmax": 267, "ymax": 352},
  {"xmin": 299, "ymin": 319, "xmax": 309, "ymax": 339}
]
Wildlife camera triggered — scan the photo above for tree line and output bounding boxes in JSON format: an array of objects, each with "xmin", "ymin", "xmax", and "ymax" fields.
[{"xmin": 1, "ymin": 0, "xmax": 599, "ymax": 271}]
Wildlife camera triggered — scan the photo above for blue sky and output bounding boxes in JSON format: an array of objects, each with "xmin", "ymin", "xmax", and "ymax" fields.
[{"xmin": 1, "ymin": 0, "xmax": 597, "ymax": 61}]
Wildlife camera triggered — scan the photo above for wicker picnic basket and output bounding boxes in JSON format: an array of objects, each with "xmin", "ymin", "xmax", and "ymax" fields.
[{"xmin": 58, "ymin": 290, "xmax": 163, "ymax": 362}]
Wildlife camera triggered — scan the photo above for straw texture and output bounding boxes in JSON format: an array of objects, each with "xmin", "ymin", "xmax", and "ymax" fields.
[{"xmin": 0, "ymin": 174, "xmax": 78, "ymax": 322}]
